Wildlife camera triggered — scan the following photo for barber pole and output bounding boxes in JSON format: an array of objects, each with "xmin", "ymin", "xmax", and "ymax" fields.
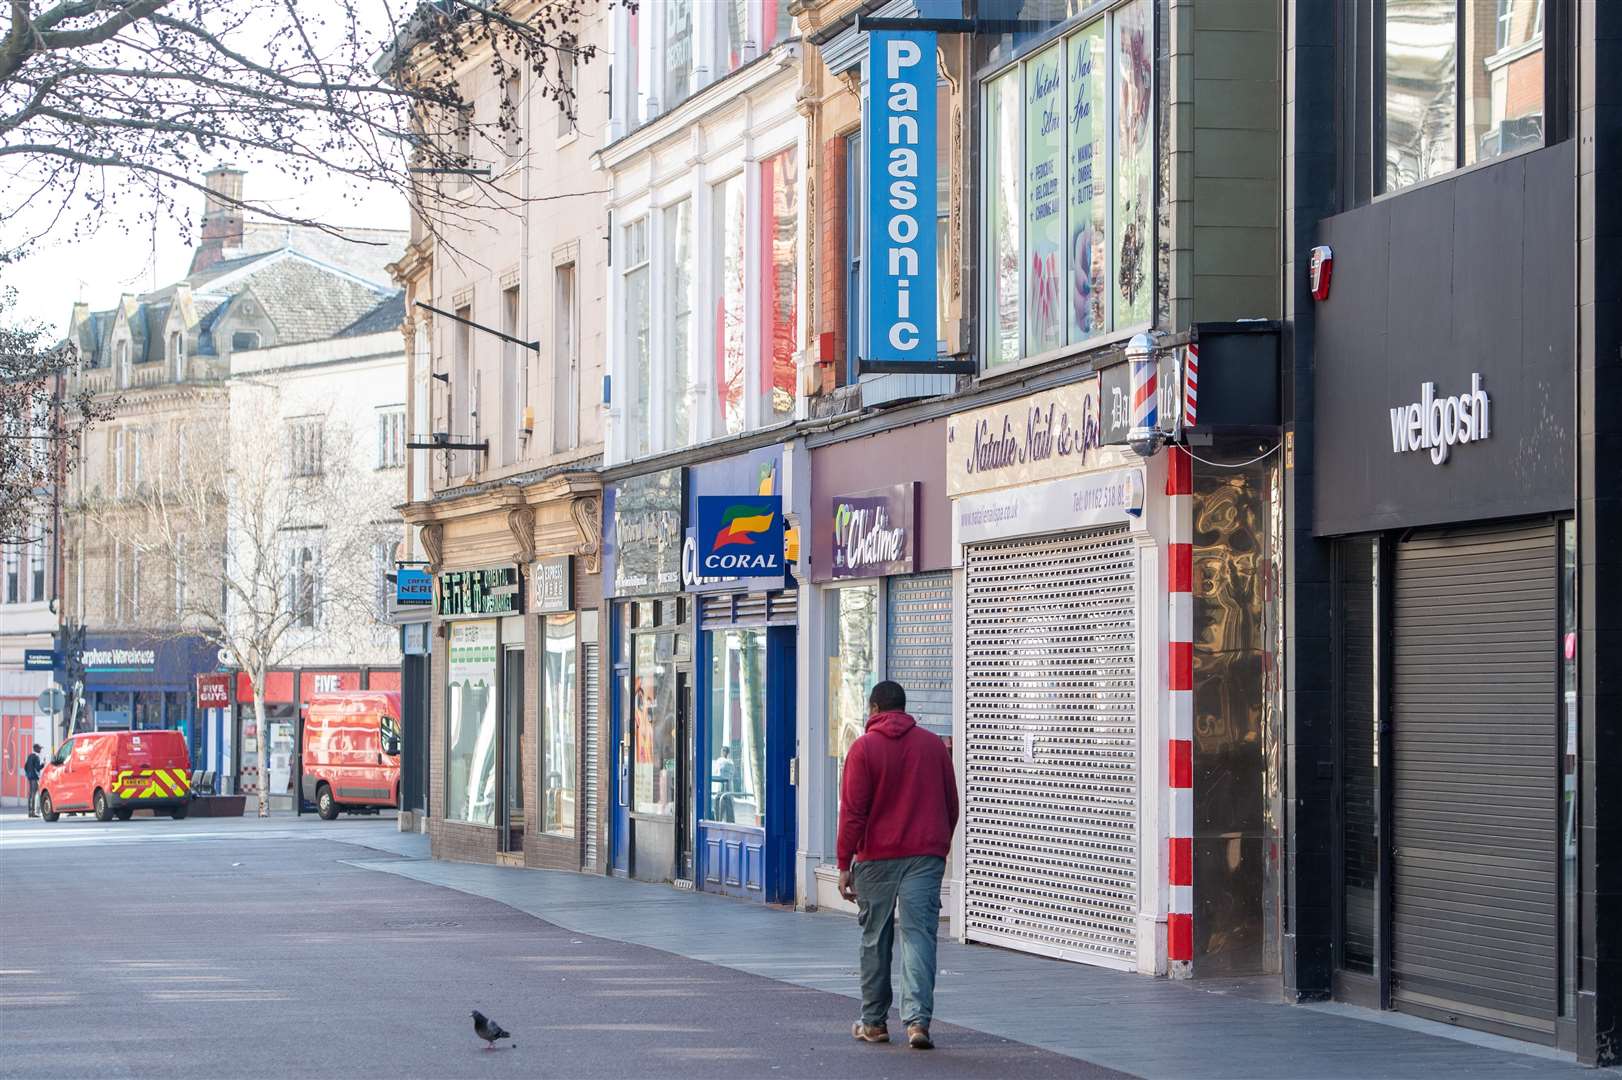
[
  {"xmin": 1131, "ymin": 353, "xmax": 1158, "ymax": 432},
  {"xmin": 1183, "ymin": 344, "xmax": 1199, "ymax": 428}
]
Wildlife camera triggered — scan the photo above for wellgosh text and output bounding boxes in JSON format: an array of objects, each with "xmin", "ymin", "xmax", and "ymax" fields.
[{"xmin": 1389, "ymin": 373, "xmax": 1491, "ymax": 465}]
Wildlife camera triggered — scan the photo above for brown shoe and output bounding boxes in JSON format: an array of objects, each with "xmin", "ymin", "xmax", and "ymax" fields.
[
  {"xmin": 851, "ymin": 1021, "xmax": 889, "ymax": 1043},
  {"xmin": 907, "ymin": 1024, "xmax": 933, "ymax": 1050}
]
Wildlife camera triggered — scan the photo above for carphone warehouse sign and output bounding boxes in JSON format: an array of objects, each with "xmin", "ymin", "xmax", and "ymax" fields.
[{"xmin": 864, "ymin": 30, "xmax": 962, "ymax": 374}]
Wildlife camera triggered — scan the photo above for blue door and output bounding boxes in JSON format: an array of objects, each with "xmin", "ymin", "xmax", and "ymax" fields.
[{"xmin": 697, "ymin": 623, "xmax": 796, "ymax": 903}]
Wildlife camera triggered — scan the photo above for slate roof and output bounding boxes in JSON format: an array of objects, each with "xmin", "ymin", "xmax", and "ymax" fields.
[
  {"xmin": 337, "ymin": 291, "xmax": 405, "ymax": 338},
  {"xmin": 73, "ymin": 249, "xmax": 392, "ymax": 369},
  {"xmin": 230, "ymin": 256, "xmax": 390, "ymax": 344}
]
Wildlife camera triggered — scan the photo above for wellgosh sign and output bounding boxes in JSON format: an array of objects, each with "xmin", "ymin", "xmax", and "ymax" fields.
[{"xmin": 1389, "ymin": 373, "xmax": 1491, "ymax": 465}]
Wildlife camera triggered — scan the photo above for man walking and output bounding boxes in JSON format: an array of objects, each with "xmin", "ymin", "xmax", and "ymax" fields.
[
  {"xmin": 23, "ymin": 743, "xmax": 44, "ymax": 817},
  {"xmin": 837, "ymin": 681, "xmax": 959, "ymax": 1050}
]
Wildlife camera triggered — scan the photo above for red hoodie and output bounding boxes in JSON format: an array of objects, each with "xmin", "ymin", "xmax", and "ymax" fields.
[{"xmin": 837, "ymin": 711, "xmax": 959, "ymax": 871}]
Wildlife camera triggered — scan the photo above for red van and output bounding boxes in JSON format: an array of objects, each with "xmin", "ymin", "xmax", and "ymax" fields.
[
  {"xmin": 301, "ymin": 691, "xmax": 401, "ymax": 820},
  {"xmin": 38, "ymin": 730, "xmax": 192, "ymax": 822}
]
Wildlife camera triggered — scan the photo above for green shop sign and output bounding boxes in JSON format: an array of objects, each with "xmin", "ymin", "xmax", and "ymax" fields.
[{"xmin": 437, "ymin": 566, "xmax": 524, "ymax": 617}]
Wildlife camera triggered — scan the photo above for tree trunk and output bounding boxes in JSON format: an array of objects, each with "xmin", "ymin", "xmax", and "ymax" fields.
[{"xmin": 254, "ymin": 675, "xmax": 270, "ymax": 818}]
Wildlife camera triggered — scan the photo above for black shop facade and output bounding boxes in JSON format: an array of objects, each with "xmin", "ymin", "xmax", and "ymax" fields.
[{"xmin": 1307, "ymin": 142, "xmax": 1578, "ymax": 1048}]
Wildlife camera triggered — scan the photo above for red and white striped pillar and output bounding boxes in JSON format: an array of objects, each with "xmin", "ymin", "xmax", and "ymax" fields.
[{"xmin": 1166, "ymin": 445, "xmax": 1194, "ymax": 977}]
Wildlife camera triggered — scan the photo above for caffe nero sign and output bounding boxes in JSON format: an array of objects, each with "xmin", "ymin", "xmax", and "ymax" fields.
[
  {"xmin": 437, "ymin": 566, "xmax": 523, "ymax": 618},
  {"xmin": 827, "ymin": 484, "xmax": 916, "ymax": 581}
]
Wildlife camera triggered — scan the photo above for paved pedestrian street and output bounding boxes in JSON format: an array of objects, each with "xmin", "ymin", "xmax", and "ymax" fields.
[{"xmin": 0, "ymin": 812, "xmax": 1588, "ymax": 1079}]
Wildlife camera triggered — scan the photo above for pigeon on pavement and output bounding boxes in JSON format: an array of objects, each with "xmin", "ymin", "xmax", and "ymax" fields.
[{"xmin": 471, "ymin": 1010, "xmax": 513, "ymax": 1050}]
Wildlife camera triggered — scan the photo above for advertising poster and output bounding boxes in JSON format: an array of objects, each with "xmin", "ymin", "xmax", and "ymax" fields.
[
  {"xmin": 1024, "ymin": 42, "xmax": 1066, "ymax": 355},
  {"xmin": 1113, "ymin": 0, "xmax": 1153, "ymax": 328},
  {"xmin": 446, "ymin": 620, "xmax": 498, "ymax": 826},
  {"xmin": 1068, "ymin": 20, "xmax": 1109, "ymax": 342}
]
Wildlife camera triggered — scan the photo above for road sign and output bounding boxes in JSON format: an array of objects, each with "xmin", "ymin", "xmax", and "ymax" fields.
[{"xmin": 37, "ymin": 685, "xmax": 66, "ymax": 714}]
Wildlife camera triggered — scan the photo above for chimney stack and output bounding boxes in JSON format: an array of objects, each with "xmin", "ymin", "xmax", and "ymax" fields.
[{"xmin": 189, "ymin": 167, "xmax": 246, "ymax": 274}]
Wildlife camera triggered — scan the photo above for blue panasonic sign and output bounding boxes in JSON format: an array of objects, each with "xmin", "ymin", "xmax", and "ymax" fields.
[{"xmin": 864, "ymin": 29, "xmax": 945, "ymax": 373}]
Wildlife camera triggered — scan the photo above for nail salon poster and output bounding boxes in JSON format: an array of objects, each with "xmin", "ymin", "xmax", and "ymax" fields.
[
  {"xmin": 1025, "ymin": 42, "xmax": 1065, "ymax": 354},
  {"xmin": 1114, "ymin": 0, "xmax": 1153, "ymax": 329},
  {"xmin": 1068, "ymin": 19, "xmax": 1108, "ymax": 342}
]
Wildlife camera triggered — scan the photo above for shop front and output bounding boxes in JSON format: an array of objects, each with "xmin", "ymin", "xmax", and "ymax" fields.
[
  {"xmin": 1311, "ymin": 142, "xmax": 1577, "ymax": 1046},
  {"xmin": 806, "ymin": 419, "xmax": 955, "ymax": 912},
  {"xmin": 230, "ymin": 666, "xmax": 399, "ymax": 807},
  {"xmin": 408, "ymin": 473, "xmax": 604, "ymax": 868},
  {"xmin": 436, "ymin": 565, "xmax": 523, "ymax": 855},
  {"xmin": 944, "ymin": 378, "xmax": 1168, "ymax": 972},
  {"xmin": 75, "ymin": 634, "xmax": 221, "ymax": 759},
  {"xmin": 684, "ymin": 446, "xmax": 799, "ymax": 904},
  {"xmin": 602, "ymin": 468, "xmax": 689, "ymax": 884}
]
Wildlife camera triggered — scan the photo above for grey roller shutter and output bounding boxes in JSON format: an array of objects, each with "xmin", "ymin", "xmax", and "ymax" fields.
[
  {"xmin": 1337, "ymin": 539, "xmax": 1378, "ymax": 974},
  {"xmin": 1390, "ymin": 521, "xmax": 1558, "ymax": 1042},
  {"xmin": 582, "ymin": 642, "xmax": 601, "ymax": 870},
  {"xmin": 963, "ymin": 525, "xmax": 1139, "ymax": 968},
  {"xmin": 887, "ymin": 572, "xmax": 953, "ymax": 739}
]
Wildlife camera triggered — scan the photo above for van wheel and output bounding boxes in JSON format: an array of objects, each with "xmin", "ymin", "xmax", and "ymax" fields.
[
  {"xmin": 170, "ymin": 802, "xmax": 189, "ymax": 820},
  {"xmin": 316, "ymin": 783, "xmax": 339, "ymax": 821},
  {"xmin": 39, "ymin": 792, "xmax": 59, "ymax": 822},
  {"xmin": 114, "ymin": 807, "xmax": 134, "ymax": 821},
  {"xmin": 93, "ymin": 789, "xmax": 113, "ymax": 822}
]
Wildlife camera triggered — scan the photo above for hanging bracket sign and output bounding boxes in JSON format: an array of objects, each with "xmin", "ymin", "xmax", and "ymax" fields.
[{"xmin": 862, "ymin": 30, "xmax": 969, "ymax": 375}]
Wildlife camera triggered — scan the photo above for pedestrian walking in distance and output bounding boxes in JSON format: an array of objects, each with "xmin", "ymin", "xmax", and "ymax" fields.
[
  {"xmin": 838, "ymin": 680, "xmax": 959, "ymax": 1051},
  {"xmin": 23, "ymin": 743, "xmax": 44, "ymax": 818}
]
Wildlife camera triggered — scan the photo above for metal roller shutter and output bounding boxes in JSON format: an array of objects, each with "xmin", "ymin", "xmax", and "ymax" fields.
[
  {"xmin": 582, "ymin": 642, "xmax": 600, "ymax": 869},
  {"xmin": 1390, "ymin": 521, "xmax": 1558, "ymax": 1042},
  {"xmin": 963, "ymin": 525, "xmax": 1139, "ymax": 968},
  {"xmin": 887, "ymin": 572, "xmax": 953, "ymax": 739}
]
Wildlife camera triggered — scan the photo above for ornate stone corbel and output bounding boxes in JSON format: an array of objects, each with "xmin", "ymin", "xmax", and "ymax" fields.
[
  {"xmin": 507, "ymin": 506, "xmax": 537, "ymax": 566},
  {"xmin": 419, "ymin": 523, "xmax": 444, "ymax": 575},
  {"xmin": 570, "ymin": 495, "xmax": 602, "ymax": 575}
]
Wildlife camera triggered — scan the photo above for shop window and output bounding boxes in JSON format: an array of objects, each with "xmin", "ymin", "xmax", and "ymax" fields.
[
  {"xmin": 758, "ymin": 147, "xmax": 798, "ymax": 425},
  {"xmin": 633, "ymin": 632, "xmax": 676, "ymax": 816},
  {"xmin": 707, "ymin": 627, "xmax": 766, "ymax": 827},
  {"xmin": 824, "ymin": 585, "xmax": 879, "ymax": 853},
  {"xmin": 542, "ymin": 613, "xmax": 579, "ymax": 836},
  {"xmin": 1383, "ymin": 0, "xmax": 1545, "ymax": 191},
  {"xmin": 980, "ymin": 0, "xmax": 1152, "ymax": 370},
  {"xmin": 446, "ymin": 621, "xmax": 499, "ymax": 825}
]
